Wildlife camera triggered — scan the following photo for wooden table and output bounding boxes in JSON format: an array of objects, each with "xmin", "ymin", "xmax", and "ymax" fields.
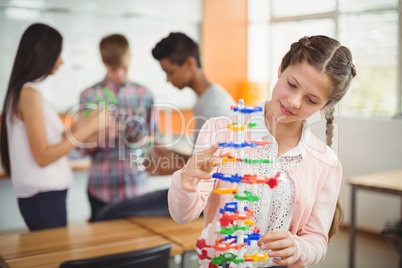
[
  {"xmin": 348, "ymin": 169, "xmax": 402, "ymax": 268},
  {"xmin": 0, "ymin": 219, "xmax": 182, "ymax": 268},
  {"xmin": 128, "ymin": 216, "xmax": 204, "ymax": 268},
  {"xmin": 0, "ymin": 158, "xmax": 91, "ymax": 179}
]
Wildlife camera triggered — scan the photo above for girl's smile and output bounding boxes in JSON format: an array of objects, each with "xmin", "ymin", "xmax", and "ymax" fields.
[{"xmin": 280, "ymin": 102, "xmax": 296, "ymax": 116}]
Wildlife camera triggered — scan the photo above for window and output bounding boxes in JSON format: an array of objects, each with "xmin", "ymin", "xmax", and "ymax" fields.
[
  {"xmin": 248, "ymin": 0, "xmax": 401, "ymax": 116},
  {"xmin": 338, "ymin": 11, "xmax": 398, "ymax": 116}
]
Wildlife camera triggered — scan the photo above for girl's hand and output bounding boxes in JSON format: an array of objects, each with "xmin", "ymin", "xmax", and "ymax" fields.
[
  {"xmin": 65, "ymin": 107, "xmax": 110, "ymax": 144},
  {"xmin": 86, "ymin": 107, "xmax": 110, "ymax": 134},
  {"xmin": 257, "ymin": 231, "xmax": 298, "ymax": 266},
  {"xmin": 181, "ymin": 145, "xmax": 219, "ymax": 192}
]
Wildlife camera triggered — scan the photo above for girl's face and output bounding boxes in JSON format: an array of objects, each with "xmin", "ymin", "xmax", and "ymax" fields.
[
  {"xmin": 158, "ymin": 58, "xmax": 193, "ymax": 89},
  {"xmin": 268, "ymin": 61, "xmax": 331, "ymax": 124},
  {"xmin": 50, "ymin": 54, "xmax": 63, "ymax": 75}
]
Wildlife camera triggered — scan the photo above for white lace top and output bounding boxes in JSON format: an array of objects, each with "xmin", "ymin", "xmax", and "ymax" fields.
[{"xmin": 239, "ymin": 105, "xmax": 310, "ymax": 267}]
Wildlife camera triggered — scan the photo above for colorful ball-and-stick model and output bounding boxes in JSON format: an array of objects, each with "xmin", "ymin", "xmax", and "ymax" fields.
[
  {"xmin": 83, "ymin": 87, "xmax": 117, "ymax": 118},
  {"xmin": 195, "ymin": 99, "xmax": 282, "ymax": 268}
]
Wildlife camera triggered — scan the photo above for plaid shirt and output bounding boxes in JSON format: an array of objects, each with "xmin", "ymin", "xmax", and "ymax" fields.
[{"xmin": 80, "ymin": 76, "xmax": 157, "ymax": 204}]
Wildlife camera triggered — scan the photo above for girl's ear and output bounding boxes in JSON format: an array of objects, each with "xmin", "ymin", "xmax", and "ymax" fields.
[{"xmin": 277, "ymin": 64, "xmax": 283, "ymax": 78}]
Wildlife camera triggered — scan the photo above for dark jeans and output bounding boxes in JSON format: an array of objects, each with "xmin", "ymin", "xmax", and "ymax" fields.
[
  {"xmin": 92, "ymin": 189, "xmax": 170, "ymax": 222},
  {"xmin": 87, "ymin": 190, "xmax": 107, "ymax": 221},
  {"xmin": 18, "ymin": 189, "xmax": 67, "ymax": 231}
]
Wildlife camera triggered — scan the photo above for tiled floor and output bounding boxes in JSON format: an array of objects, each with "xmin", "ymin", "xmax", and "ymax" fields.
[{"xmin": 316, "ymin": 228, "xmax": 399, "ymax": 268}]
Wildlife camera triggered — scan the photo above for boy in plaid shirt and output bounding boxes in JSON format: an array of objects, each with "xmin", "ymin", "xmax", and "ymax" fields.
[{"xmin": 80, "ymin": 34, "xmax": 188, "ymax": 221}]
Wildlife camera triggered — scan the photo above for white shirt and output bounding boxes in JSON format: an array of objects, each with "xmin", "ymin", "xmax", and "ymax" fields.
[
  {"xmin": 6, "ymin": 82, "xmax": 73, "ymax": 198},
  {"xmin": 242, "ymin": 101, "xmax": 309, "ymax": 267}
]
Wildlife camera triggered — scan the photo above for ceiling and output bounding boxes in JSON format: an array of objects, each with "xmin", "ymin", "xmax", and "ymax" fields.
[{"xmin": 0, "ymin": 0, "xmax": 202, "ymax": 22}]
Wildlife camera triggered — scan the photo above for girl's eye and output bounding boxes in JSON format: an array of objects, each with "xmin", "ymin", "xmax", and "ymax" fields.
[
  {"xmin": 288, "ymin": 82, "xmax": 296, "ymax": 88},
  {"xmin": 307, "ymin": 98, "xmax": 316, "ymax": 104}
]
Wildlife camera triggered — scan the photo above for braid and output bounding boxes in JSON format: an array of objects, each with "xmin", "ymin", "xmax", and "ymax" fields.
[
  {"xmin": 324, "ymin": 103, "xmax": 344, "ymax": 241},
  {"xmin": 325, "ymin": 104, "xmax": 335, "ymax": 148}
]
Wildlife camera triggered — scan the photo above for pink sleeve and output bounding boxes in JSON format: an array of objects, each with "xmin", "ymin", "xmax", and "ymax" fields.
[
  {"xmin": 167, "ymin": 118, "xmax": 218, "ymax": 224},
  {"xmin": 290, "ymin": 162, "xmax": 343, "ymax": 267}
]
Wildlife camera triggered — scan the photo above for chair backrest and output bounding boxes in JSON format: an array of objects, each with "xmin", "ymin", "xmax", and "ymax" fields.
[
  {"xmin": 59, "ymin": 243, "xmax": 171, "ymax": 268},
  {"xmin": 382, "ymin": 220, "xmax": 402, "ymax": 256}
]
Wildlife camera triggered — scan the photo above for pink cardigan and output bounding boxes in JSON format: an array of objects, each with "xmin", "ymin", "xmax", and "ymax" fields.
[{"xmin": 168, "ymin": 116, "xmax": 342, "ymax": 267}]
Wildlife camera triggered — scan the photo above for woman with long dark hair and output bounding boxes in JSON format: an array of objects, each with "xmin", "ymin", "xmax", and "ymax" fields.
[{"xmin": 0, "ymin": 23, "xmax": 108, "ymax": 231}]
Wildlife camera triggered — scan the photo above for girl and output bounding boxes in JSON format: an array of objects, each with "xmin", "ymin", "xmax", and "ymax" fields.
[
  {"xmin": 168, "ymin": 35, "xmax": 356, "ymax": 267},
  {"xmin": 0, "ymin": 23, "xmax": 109, "ymax": 231}
]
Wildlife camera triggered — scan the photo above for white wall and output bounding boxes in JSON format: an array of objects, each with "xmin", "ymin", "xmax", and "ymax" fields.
[
  {"xmin": 0, "ymin": 0, "xmax": 201, "ymax": 112},
  {"xmin": 339, "ymin": 117, "xmax": 402, "ymax": 232},
  {"xmin": 310, "ymin": 115, "xmax": 402, "ymax": 233}
]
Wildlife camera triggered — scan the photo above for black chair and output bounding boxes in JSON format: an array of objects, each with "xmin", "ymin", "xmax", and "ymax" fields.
[
  {"xmin": 59, "ymin": 243, "xmax": 171, "ymax": 268},
  {"xmin": 382, "ymin": 220, "xmax": 402, "ymax": 258},
  {"xmin": 94, "ymin": 189, "xmax": 170, "ymax": 222}
]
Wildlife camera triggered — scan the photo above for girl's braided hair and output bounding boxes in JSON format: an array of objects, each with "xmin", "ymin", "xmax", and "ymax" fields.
[{"xmin": 281, "ymin": 35, "xmax": 356, "ymax": 239}]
